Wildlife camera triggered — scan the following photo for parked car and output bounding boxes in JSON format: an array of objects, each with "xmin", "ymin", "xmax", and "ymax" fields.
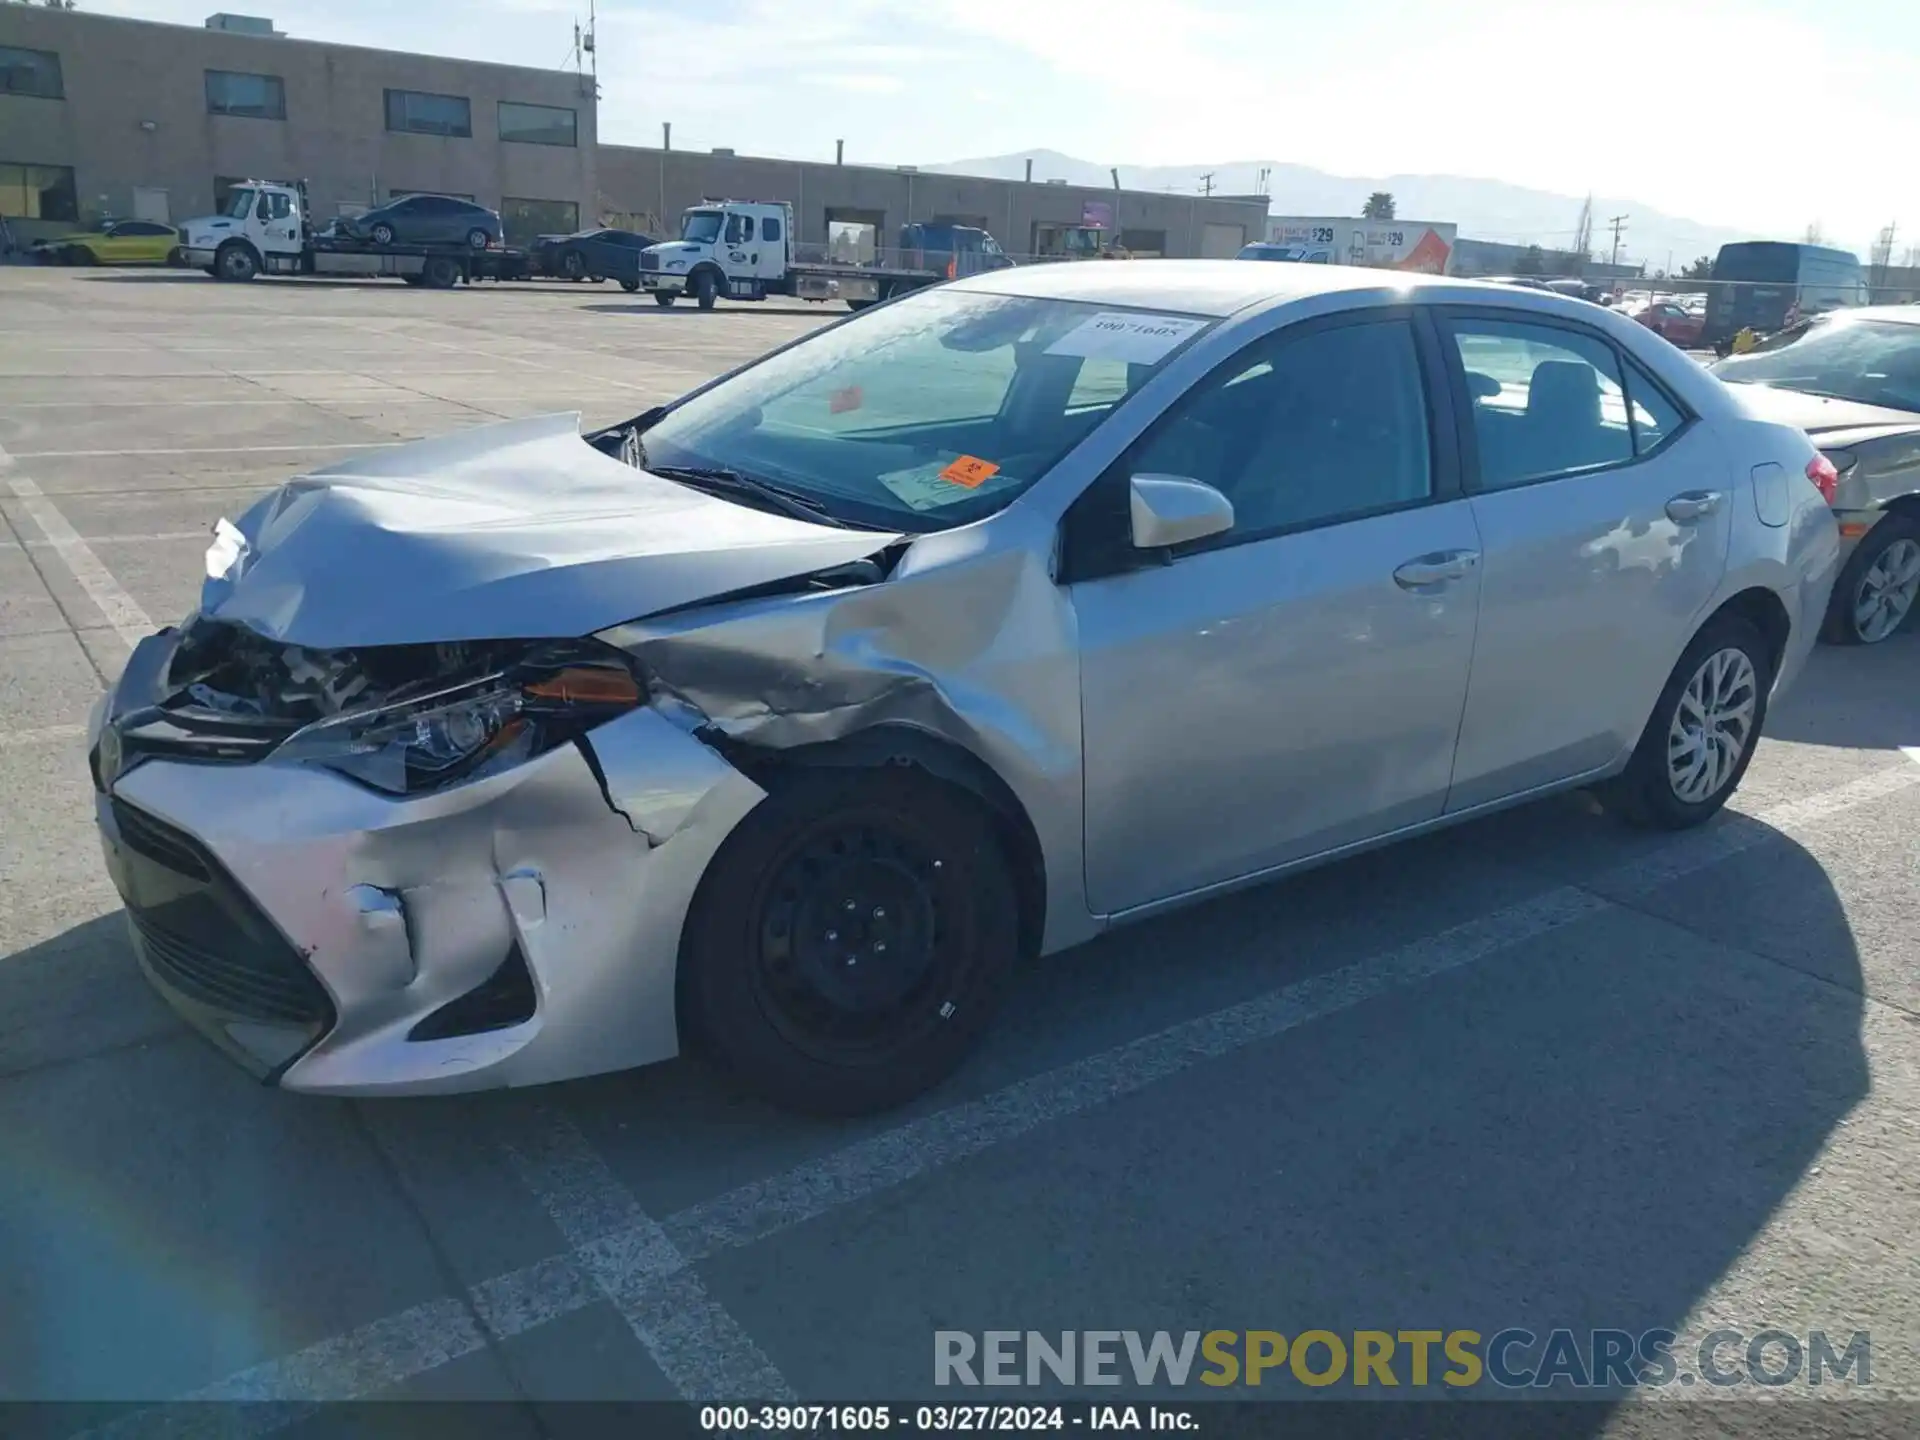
[
  {"xmin": 532, "ymin": 228, "xmax": 657, "ymax": 288},
  {"xmin": 336, "ymin": 194, "xmax": 503, "ymax": 249},
  {"xmin": 1631, "ymin": 300, "xmax": 1707, "ymax": 348},
  {"xmin": 32, "ymin": 219, "xmax": 179, "ymax": 266},
  {"xmin": 1713, "ymin": 305, "xmax": 1920, "ymax": 643},
  {"xmin": 89, "ymin": 264, "xmax": 1837, "ymax": 1115}
]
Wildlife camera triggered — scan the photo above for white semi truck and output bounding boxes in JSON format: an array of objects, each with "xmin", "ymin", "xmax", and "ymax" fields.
[
  {"xmin": 177, "ymin": 180, "xmax": 531, "ymax": 287},
  {"xmin": 639, "ymin": 200, "xmax": 1013, "ymax": 311}
]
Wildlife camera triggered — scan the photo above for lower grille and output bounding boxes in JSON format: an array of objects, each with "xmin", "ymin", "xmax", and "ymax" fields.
[
  {"xmin": 409, "ymin": 943, "xmax": 537, "ymax": 1041},
  {"xmin": 111, "ymin": 801, "xmax": 333, "ymax": 1028},
  {"xmin": 133, "ymin": 912, "xmax": 332, "ymax": 1025}
]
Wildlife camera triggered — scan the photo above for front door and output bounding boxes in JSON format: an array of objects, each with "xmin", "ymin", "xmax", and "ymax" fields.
[
  {"xmin": 1071, "ymin": 311, "xmax": 1483, "ymax": 914},
  {"xmin": 1435, "ymin": 310, "xmax": 1733, "ymax": 811}
]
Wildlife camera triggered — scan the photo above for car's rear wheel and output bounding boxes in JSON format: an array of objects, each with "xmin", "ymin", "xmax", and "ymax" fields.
[
  {"xmin": 466, "ymin": 228, "xmax": 490, "ymax": 250},
  {"xmin": 680, "ymin": 768, "xmax": 1019, "ymax": 1115},
  {"xmin": 1824, "ymin": 515, "xmax": 1920, "ymax": 645},
  {"xmin": 370, "ymin": 222, "xmax": 395, "ymax": 246},
  {"xmin": 1598, "ymin": 613, "xmax": 1771, "ymax": 830}
]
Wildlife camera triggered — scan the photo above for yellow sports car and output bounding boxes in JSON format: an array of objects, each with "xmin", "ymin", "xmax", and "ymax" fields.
[{"xmin": 32, "ymin": 219, "xmax": 180, "ymax": 266}]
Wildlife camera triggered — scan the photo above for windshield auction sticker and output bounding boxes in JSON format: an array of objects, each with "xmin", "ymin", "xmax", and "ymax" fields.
[
  {"xmin": 879, "ymin": 457, "xmax": 1014, "ymax": 510},
  {"xmin": 1045, "ymin": 312, "xmax": 1208, "ymax": 365}
]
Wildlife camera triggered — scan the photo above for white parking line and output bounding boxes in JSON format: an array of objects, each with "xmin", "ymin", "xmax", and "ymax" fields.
[
  {"xmin": 501, "ymin": 1111, "xmax": 797, "ymax": 1402},
  {"xmin": 76, "ymin": 762, "xmax": 1920, "ymax": 1431},
  {"xmin": 1, "ymin": 443, "xmax": 154, "ymax": 649}
]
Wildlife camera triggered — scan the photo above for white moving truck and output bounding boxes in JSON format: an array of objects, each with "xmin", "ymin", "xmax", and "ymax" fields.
[{"xmin": 1254, "ymin": 218, "xmax": 1459, "ymax": 274}]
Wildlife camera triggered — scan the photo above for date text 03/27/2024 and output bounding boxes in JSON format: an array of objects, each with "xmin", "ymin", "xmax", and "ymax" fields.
[{"xmin": 699, "ymin": 1404, "xmax": 1195, "ymax": 1432}]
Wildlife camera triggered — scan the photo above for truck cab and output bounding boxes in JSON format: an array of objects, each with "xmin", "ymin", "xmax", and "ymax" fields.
[
  {"xmin": 179, "ymin": 180, "xmax": 309, "ymax": 279},
  {"xmin": 640, "ymin": 201, "xmax": 793, "ymax": 309}
]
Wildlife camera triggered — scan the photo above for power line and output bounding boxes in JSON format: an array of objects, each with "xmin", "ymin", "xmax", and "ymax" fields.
[
  {"xmin": 1198, "ymin": 172, "xmax": 1215, "ymax": 197},
  {"xmin": 1607, "ymin": 213, "xmax": 1629, "ymax": 267}
]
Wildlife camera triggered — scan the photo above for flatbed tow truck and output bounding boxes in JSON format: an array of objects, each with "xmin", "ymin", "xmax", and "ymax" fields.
[
  {"xmin": 639, "ymin": 201, "xmax": 1013, "ymax": 310},
  {"xmin": 178, "ymin": 180, "xmax": 531, "ymax": 288}
]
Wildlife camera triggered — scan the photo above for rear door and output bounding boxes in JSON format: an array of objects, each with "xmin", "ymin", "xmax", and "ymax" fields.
[{"xmin": 1434, "ymin": 309, "xmax": 1732, "ymax": 811}]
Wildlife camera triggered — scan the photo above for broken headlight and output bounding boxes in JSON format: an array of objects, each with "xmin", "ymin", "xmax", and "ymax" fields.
[{"xmin": 274, "ymin": 657, "xmax": 642, "ymax": 796}]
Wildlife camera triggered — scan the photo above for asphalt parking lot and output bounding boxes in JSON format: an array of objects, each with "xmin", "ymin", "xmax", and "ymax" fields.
[{"xmin": 2, "ymin": 266, "xmax": 1918, "ymax": 1438}]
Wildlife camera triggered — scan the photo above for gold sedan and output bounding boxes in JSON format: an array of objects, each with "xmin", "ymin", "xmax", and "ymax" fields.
[{"xmin": 33, "ymin": 220, "xmax": 180, "ymax": 266}]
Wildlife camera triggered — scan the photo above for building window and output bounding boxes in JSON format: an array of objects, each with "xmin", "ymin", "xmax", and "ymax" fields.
[
  {"xmin": 0, "ymin": 162, "xmax": 78, "ymax": 222},
  {"xmin": 1, "ymin": 46, "xmax": 64, "ymax": 99},
  {"xmin": 497, "ymin": 100, "xmax": 576, "ymax": 147},
  {"xmin": 500, "ymin": 197, "xmax": 578, "ymax": 248},
  {"xmin": 205, "ymin": 70, "xmax": 286, "ymax": 120},
  {"xmin": 384, "ymin": 89, "xmax": 471, "ymax": 138}
]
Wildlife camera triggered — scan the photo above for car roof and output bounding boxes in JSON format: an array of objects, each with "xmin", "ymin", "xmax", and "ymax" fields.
[{"xmin": 948, "ymin": 259, "xmax": 1616, "ymax": 319}]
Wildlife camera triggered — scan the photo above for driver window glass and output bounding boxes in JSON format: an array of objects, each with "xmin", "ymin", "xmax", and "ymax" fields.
[
  {"xmin": 254, "ymin": 196, "xmax": 271, "ymax": 221},
  {"xmin": 724, "ymin": 215, "xmax": 744, "ymax": 244},
  {"xmin": 1125, "ymin": 319, "xmax": 1433, "ymax": 541},
  {"xmin": 266, "ymin": 193, "xmax": 292, "ymax": 221}
]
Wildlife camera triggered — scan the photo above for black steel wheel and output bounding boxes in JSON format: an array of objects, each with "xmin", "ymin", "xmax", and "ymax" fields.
[{"xmin": 680, "ymin": 768, "xmax": 1020, "ymax": 1114}]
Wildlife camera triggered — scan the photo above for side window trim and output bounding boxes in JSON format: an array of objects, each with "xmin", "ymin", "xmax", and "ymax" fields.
[
  {"xmin": 1618, "ymin": 353, "xmax": 1697, "ymax": 460},
  {"xmin": 1429, "ymin": 304, "xmax": 1686, "ymax": 494},
  {"xmin": 1061, "ymin": 307, "xmax": 1451, "ymax": 582}
]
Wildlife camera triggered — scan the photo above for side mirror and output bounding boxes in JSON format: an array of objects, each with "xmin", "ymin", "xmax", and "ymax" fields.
[{"xmin": 1129, "ymin": 474, "xmax": 1234, "ymax": 549}]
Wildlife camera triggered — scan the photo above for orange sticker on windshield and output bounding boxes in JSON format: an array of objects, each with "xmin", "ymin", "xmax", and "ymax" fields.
[
  {"xmin": 939, "ymin": 455, "xmax": 1000, "ymax": 489},
  {"xmin": 829, "ymin": 385, "xmax": 863, "ymax": 414}
]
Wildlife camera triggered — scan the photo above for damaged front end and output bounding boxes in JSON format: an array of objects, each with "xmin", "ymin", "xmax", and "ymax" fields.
[{"xmin": 92, "ymin": 615, "xmax": 765, "ymax": 1094}]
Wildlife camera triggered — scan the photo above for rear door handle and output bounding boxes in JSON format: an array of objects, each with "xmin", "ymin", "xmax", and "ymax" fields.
[
  {"xmin": 1393, "ymin": 548, "xmax": 1481, "ymax": 590},
  {"xmin": 1665, "ymin": 490, "xmax": 1724, "ymax": 523}
]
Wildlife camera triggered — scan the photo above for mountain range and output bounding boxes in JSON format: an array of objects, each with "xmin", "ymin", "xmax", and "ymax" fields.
[{"xmin": 928, "ymin": 150, "xmax": 1790, "ymax": 272}]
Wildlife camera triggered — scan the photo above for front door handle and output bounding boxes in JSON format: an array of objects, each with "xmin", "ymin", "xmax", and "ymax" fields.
[
  {"xmin": 1665, "ymin": 490, "xmax": 1724, "ymax": 523},
  {"xmin": 1393, "ymin": 548, "xmax": 1481, "ymax": 590}
]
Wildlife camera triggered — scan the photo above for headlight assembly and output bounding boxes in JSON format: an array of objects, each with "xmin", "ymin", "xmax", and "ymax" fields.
[{"xmin": 274, "ymin": 656, "xmax": 643, "ymax": 796}]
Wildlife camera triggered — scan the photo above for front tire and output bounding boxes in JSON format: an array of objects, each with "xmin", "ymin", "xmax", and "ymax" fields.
[
  {"xmin": 680, "ymin": 769, "xmax": 1020, "ymax": 1115},
  {"xmin": 1823, "ymin": 514, "xmax": 1920, "ymax": 645},
  {"xmin": 1599, "ymin": 613, "xmax": 1772, "ymax": 830},
  {"xmin": 694, "ymin": 269, "xmax": 719, "ymax": 310},
  {"xmin": 370, "ymin": 222, "xmax": 396, "ymax": 246},
  {"xmin": 214, "ymin": 242, "xmax": 259, "ymax": 282}
]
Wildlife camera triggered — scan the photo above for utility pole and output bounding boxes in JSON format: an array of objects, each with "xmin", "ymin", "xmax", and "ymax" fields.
[
  {"xmin": 1607, "ymin": 213, "xmax": 1629, "ymax": 267},
  {"xmin": 1199, "ymin": 172, "xmax": 1215, "ymax": 198}
]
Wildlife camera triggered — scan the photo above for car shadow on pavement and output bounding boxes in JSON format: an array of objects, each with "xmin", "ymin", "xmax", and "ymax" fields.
[
  {"xmin": 0, "ymin": 800, "xmax": 1874, "ymax": 1419},
  {"xmin": 1766, "ymin": 630, "xmax": 1920, "ymax": 751}
]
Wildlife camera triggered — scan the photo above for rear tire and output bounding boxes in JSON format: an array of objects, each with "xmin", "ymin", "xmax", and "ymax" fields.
[
  {"xmin": 679, "ymin": 768, "xmax": 1019, "ymax": 1116},
  {"xmin": 466, "ymin": 228, "xmax": 490, "ymax": 250},
  {"xmin": 370, "ymin": 222, "xmax": 396, "ymax": 247},
  {"xmin": 1822, "ymin": 514, "xmax": 1920, "ymax": 645},
  {"xmin": 694, "ymin": 269, "xmax": 718, "ymax": 310},
  {"xmin": 1597, "ymin": 612, "xmax": 1772, "ymax": 830},
  {"xmin": 420, "ymin": 256, "xmax": 460, "ymax": 289}
]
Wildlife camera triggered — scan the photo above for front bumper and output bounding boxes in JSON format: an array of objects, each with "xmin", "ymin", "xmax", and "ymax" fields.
[
  {"xmin": 184, "ymin": 246, "xmax": 218, "ymax": 267},
  {"xmin": 90, "ymin": 669, "xmax": 765, "ymax": 1096},
  {"xmin": 639, "ymin": 272, "xmax": 685, "ymax": 295}
]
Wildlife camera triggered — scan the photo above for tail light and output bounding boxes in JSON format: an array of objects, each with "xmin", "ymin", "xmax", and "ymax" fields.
[{"xmin": 1806, "ymin": 453, "xmax": 1839, "ymax": 505}]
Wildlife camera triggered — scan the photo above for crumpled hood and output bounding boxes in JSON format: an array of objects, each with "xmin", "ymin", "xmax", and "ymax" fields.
[
  {"xmin": 199, "ymin": 412, "xmax": 899, "ymax": 650},
  {"xmin": 1721, "ymin": 382, "xmax": 1920, "ymax": 440}
]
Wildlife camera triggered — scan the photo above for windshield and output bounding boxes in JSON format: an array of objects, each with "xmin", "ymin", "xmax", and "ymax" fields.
[
  {"xmin": 1713, "ymin": 316, "xmax": 1920, "ymax": 413},
  {"xmin": 638, "ymin": 289, "xmax": 1215, "ymax": 531},
  {"xmin": 681, "ymin": 210, "xmax": 723, "ymax": 244},
  {"xmin": 224, "ymin": 188, "xmax": 256, "ymax": 220}
]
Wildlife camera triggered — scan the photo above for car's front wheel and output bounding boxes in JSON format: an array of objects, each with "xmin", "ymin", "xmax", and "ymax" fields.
[
  {"xmin": 370, "ymin": 222, "xmax": 396, "ymax": 246},
  {"xmin": 679, "ymin": 768, "xmax": 1020, "ymax": 1115},
  {"xmin": 466, "ymin": 228, "xmax": 490, "ymax": 250},
  {"xmin": 1824, "ymin": 514, "xmax": 1920, "ymax": 645},
  {"xmin": 1599, "ymin": 612, "xmax": 1772, "ymax": 829}
]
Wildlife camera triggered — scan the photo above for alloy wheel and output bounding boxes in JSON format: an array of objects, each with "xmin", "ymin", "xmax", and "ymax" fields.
[
  {"xmin": 1852, "ymin": 537, "xmax": 1920, "ymax": 643},
  {"xmin": 1667, "ymin": 647, "xmax": 1758, "ymax": 804}
]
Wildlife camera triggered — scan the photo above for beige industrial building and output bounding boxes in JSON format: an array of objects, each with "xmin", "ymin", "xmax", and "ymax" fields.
[
  {"xmin": 1, "ymin": 8, "xmax": 598, "ymax": 246},
  {"xmin": 1, "ymin": 7, "xmax": 1267, "ymax": 258}
]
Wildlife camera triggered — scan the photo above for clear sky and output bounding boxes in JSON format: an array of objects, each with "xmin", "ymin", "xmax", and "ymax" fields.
[{"xmin": 96, "ymin": 0, "xmax": 1920, "ymax": 255}]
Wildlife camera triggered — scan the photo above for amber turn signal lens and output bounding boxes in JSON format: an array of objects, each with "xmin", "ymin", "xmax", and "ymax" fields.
[{"xmin": 523, "ymin": 667, "xmax": 642, "ymax": 704}]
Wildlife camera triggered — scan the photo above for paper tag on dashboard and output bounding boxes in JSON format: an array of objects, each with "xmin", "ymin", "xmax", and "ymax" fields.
[
  {"xmin": 1045, "ymin": 312, "xmax": 1208, "ymax": 365},
  {"xmin": 878, "ymin": 458, "xmax": 1012, "ymax": 511}
]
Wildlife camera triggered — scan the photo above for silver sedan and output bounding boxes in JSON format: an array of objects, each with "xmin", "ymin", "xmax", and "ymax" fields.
[{"xmin": 88, "ymin": 262, "xmax": 1842, "ymax": 1114}]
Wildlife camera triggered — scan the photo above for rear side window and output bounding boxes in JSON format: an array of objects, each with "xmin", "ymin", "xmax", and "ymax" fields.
[
  {"xmin": 1622, "ymin": 356, "xmax": 1688, "ymax": 455},
  {"xmin": 1445, "ymin": 318, "xmax": 1634, "ymax": 489},
  {"xmin": 763, "ymin": 217, "xmax": 782, "ymax": 243}
]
